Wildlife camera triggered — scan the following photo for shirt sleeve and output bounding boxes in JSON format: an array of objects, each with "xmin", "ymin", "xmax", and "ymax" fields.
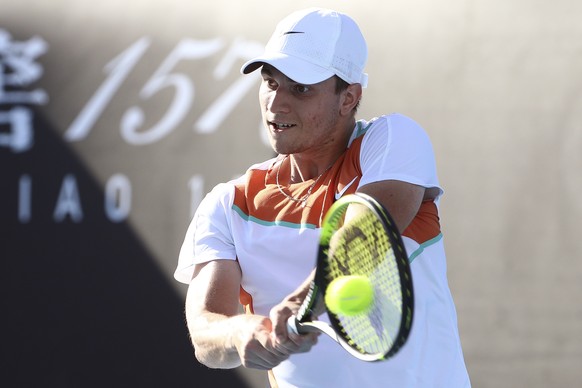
[
  {"xmin": 358, "ymin": 113, "xmax": 444, "ymax": 198},
  {"xmin": 174, "ymin": 182, "xmax": 237, "ymax": 284}
]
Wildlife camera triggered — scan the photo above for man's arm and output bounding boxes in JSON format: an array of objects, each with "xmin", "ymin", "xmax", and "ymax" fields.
[
  {"xmin": 185, "ymin": 260, "xmax": 316, "ymax": 370},
  {"xmin": 357, "ymin": 179, "xmax": 437, "ymax": 232}
]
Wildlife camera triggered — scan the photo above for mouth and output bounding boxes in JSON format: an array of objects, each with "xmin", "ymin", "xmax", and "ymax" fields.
[{"xmin": 268, "ymin": 121, "xmax": 296, "ymax": 131}]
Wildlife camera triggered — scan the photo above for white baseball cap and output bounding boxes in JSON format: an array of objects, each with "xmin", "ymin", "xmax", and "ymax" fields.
[{"xmin": 241, "ymin": 8, "xmax": 368, "ymax": 87}]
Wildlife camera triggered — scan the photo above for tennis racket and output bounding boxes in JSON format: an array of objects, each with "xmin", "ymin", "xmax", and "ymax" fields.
[{"xmin": 286, "ymin": 192, "xmax": 414, "ymax": 361}]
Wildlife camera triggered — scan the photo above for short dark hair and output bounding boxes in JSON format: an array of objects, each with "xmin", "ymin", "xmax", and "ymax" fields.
[{"xmin": 334, "ymin": 76, "xmax": 361, "ymax": 112}]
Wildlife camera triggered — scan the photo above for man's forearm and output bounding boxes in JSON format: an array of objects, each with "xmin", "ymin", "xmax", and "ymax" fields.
[{"xmin": 185, "ymin": 310, "xmax": 245, "ymax": 369}]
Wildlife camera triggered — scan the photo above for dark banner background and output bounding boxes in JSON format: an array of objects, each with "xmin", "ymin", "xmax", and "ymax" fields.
[
  {"xmin": 2, "ymin": 1, "xmax": 582, "ymax": 387},
  {"xmin": 0, "ymin": 115, "xmax": 248, "ymax": 387}
]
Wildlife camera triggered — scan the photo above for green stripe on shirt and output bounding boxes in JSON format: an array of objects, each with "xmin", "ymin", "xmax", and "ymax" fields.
[
  {"xmin": 408, "ymin": 233, "xmax": 443, "ymax": 263},
  {"xmin": 232, "ymin": 205, "xmax": 318, "ymax": 230}
]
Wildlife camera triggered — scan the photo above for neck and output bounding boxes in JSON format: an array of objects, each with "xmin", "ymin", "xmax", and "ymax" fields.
[
  {"xmin": 283, "ymin": 155, "xmax": 330, "ymax": 183},
  {"xmin": 287, "ymin": 119, "xmax": 354, "ymax": 183}
]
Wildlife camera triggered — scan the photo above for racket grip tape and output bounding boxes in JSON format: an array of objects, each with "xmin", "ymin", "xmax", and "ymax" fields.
[{"xmin": 286, "ymin": 316, "xmax": 301, "ymax": 335}]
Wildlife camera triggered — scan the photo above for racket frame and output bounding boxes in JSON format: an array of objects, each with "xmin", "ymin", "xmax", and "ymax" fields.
[{"xmin": 288, "ymin": 192, "xmax": 414, "ymax": 362}]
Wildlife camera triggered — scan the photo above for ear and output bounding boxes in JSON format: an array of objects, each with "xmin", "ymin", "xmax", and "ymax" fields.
[{"xmin": 339, "ymin": 83, "xmax": 363, "ymax": 116}]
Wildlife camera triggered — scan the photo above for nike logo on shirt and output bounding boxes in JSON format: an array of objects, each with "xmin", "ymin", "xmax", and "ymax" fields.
[{"xmin": 334, "ymin": 176, "xmax": 358, "ymax": 200}]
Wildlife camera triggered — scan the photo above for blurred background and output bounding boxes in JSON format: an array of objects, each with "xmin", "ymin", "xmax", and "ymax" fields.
[{"xmin": 1, "ymin": 0, "xmax": 581, "ymax": 387}]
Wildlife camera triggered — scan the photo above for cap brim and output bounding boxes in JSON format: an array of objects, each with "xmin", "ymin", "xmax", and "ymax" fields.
[{"xmin": 240, "ymin": 53, "xmax": 335, "ymax": 85}]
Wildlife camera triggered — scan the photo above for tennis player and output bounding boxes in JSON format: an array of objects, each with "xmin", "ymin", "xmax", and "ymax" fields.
[{"xmin": 175, "ymin": 8, "xmax": 470, "ymax": 387}]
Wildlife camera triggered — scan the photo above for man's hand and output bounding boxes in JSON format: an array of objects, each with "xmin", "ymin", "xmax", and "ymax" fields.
[
  {"xmin": 268, "ymin": 292, "xmax": 320, "ymax": 356},
  {"xmin": 230, "ymin": 315, "xmax": 292, "ymax": 370}
]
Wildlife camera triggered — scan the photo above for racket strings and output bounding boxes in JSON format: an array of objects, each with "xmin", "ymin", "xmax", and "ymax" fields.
[{"xmin": 324, "ymin": 207, "xmax": 403, "ymax": 355}]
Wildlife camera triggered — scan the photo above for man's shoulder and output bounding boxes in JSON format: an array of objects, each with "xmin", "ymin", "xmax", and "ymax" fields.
[
  {"xmin": 356, "ymin": 113, "xmax": 420, "ymax": 131},
  {"xmin": 354, "ymin": 113, "xmax": 429, "ymax": 144}
]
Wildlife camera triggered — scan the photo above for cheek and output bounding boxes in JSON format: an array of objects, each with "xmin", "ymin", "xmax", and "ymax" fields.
[
  {"xmin": 258, "ymin": 91, "xmax": 267, "ymax": 109},
  {"xmin": 306, "ymin": 99, "xmax": 331, "ymax": 122},
  {"xmin": 258, "ymin": 85, "xmax": 270, "ymax": 108},
  {"xmin": 309, "ymin": 100, "xmax": 339, "ymax": 128}
]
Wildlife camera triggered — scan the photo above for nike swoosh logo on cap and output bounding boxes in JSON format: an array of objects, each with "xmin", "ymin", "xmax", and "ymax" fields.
[
  {"xmin": 282, "ymin": 31, "xmax": 305, "ymax": 35},
  {"xmin": 334, "ymin": 176, "xmax": 358, "ymax": 200}
]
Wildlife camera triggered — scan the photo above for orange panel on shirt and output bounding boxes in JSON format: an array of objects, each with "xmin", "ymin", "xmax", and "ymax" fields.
[
  {"xmin": 231, "ymin": 131, "xmax": 440, "ymax": 244},
  {"xmin": 239, "ymin": 286, "xmax": 254, "ymax": 314},
  {"xmin": 402, "ymin": 200, "xmax": 441, "ymax": 244},
  {"xmin": 232, "ymin": 136, "xmax": 365, "ymax": 228}
]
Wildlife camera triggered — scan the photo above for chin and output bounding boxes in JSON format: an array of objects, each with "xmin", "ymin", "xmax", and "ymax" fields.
[
  {"xmin": 269, "ymin": 139, "xmax": 288, "ymax": 155},
  {"xmin": 268, "ymin": 135, "xmax": 303, "ymax": 156},
  {"xmin": 271, "ymin": 144, "xmax": 297, "ymax": 156}
]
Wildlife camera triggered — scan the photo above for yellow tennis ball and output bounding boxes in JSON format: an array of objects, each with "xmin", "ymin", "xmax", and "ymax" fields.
[{"xmin": 325, "ymin": 275, "xmax": 374, "ymax": 316}]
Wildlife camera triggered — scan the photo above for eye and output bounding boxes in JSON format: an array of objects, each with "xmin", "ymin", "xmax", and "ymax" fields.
[
  {"xmin": 261, "ymin": 76, "xmax": 278, "ymax": 90},
  {"xmin": 293, "ymin": 84, "xmax": 310, "ymax": 94}
]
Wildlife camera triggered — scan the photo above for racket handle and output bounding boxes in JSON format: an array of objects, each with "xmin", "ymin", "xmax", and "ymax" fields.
[{"xmin": 286, "ymin": 316, "xmax": 301, "ymax": 335}]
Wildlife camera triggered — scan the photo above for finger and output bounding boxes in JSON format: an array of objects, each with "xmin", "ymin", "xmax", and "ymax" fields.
[
  {"xmin": 269, "ymin": 307, "xmax": 293, "ymax": 341},
  {"xmin": 255, "ymin": 329, "xmax": 291, "ymax": 365},
  {"xmin": 239, "ymin": 340, "xmax": 289, "ymax": 369},
  {"xmin": 236, "ymin": 317, "xmax": 291, "ymax": 369},
  {"xmin": 286, "ymin": 330, "xmax": 319, "ymax": 353}
]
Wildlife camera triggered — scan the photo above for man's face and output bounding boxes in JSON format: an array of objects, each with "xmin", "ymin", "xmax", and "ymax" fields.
[{"xmin": 259, "ymin": 65, "xmax": 344, "ymax": 156}]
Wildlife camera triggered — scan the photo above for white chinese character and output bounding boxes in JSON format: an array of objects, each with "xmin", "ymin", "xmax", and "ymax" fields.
[{"xmin": 0, "ymin": 29, "xmax": 49, "ymax": 152}]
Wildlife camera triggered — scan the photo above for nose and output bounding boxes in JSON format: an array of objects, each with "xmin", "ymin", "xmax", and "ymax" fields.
[{"xmin": 266, "ymin": 89, "xmax": 291, "ymax": 114}]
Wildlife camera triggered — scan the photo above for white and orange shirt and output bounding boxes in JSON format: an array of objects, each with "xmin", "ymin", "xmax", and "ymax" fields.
[{"xmin": 175, "ymin": 113, "xmax": 470, "ymax": 387}]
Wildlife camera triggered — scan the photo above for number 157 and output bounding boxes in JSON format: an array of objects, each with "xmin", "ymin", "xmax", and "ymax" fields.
[{"xmin": 64, "ymin": 36, "xmax": 264, "ymax": 145}]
